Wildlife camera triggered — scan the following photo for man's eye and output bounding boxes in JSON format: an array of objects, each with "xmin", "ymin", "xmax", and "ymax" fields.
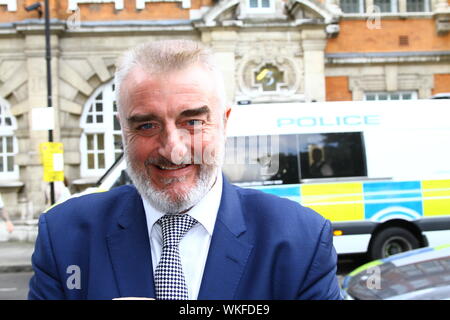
[
  {"xmin": 187, "ymin": 120, "xmax": 203, "ymax": 126},
  {"xmin": 137, "ymin": 123, "xmax": 155, "ymax": 130}
]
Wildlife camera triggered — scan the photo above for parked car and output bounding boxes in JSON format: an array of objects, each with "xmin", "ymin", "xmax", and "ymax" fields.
[
  {"xmin": 430, "ymin": 92, "xmax": 450, "ymax": 99},
  {"xmin": 341, "ymin": 245, "xmax": 450, "ymax": 300}
]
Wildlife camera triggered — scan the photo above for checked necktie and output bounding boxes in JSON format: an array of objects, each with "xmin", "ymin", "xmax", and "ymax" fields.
[{"xmin": 154, "ymin": 213, "xmax": 198, "ymax": 300}]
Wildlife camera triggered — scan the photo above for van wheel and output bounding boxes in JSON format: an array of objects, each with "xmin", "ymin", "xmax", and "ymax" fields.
[{"xmin": 369, "ymin": 227, "xmax": 420, "ymax": 260}]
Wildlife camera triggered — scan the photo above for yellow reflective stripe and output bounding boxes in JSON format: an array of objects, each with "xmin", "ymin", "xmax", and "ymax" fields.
[
  {"xmin": 301, "ymin": 193, "xmax": 363, "ymax": 204},
  {"xmin": 301, "ymin": 183, "xmax": 362, "ymax": 196},
  {"xmin": 435, "ymin": 244, "xmax": 450, "ymax": 250},
  {"xmin": 301, "ymin": 183, "xmax": 364, "ymax": 222},
  {"xmin": 298, "ymin": 179, "xmax": 450, "ymax": 222},
  {"xmin": 348, "ymin": 260, "xmax": 382, "ymax": 277},
  {"xmin": 422, "ymin": 179, "xmax": 450, "ymax": 217}
]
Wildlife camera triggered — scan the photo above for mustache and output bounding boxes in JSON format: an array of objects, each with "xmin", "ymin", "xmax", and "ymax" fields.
[{"xmin": 144, "ymin": 156, "xmax": 193, "ymax": 167}]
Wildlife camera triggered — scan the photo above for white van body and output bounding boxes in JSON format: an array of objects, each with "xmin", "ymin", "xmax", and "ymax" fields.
[{"xmin": 98, "ymin": 99, "xmax": 450, "ymax": 259}]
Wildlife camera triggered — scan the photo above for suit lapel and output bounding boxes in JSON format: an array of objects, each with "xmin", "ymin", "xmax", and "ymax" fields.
[
  {"xmin": 106, "ymin": 187, "xmax": 155, "ymax": 299},
  {"xmin": 198, "ymin": 178, "xmax": 253, "ymax": 299}
]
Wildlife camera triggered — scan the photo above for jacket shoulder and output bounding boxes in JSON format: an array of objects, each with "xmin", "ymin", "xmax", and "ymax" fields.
[{"xmin": 42, "ymin": 185, "xmax": 140, "ymax": 225}]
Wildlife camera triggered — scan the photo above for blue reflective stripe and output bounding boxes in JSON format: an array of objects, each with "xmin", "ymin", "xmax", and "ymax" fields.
[
  {"xmin": 380, "ymin": 246, "xmax": 435, "ymax": 264},
  {"xmin": 376, "ymin": 211, "xmax": 418, "ymax": 221},
  {"xmin": 363, "ymin": 181, "xmax": 423, "ymax": 220},
  {"xmin": 342, "ymin": 276, "xmax": 351, "ymax": 289},
  {"xmin": 363, "ymin": 181, "xmax": 422, "ymax": 200},
  {"xmin": 254, "ymin": 185, "xmax": 301, "ymax": 198}
]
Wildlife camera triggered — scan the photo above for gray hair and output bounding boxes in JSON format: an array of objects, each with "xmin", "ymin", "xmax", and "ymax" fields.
[{"xmin": 114, "ymin": 39, "xmax": 227, "ymax": 113}]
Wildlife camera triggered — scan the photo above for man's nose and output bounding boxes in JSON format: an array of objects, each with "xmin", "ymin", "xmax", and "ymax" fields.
[{"xmin": 158, "ymin": 126, "xmax": 190, "ymax": 164}]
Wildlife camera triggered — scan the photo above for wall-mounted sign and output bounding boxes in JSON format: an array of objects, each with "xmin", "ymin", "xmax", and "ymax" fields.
[{"xmin": 40, "ymin": 142, "xmax": 64, "ymax": 182}]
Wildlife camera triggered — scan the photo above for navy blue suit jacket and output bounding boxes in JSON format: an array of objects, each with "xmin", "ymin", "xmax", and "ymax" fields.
[{"xmin": 28, "ymin": 178, "xmax": 342, "ymax": 300}]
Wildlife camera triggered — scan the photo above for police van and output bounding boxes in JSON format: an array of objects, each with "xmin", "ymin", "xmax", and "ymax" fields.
[{"xmin": 95, "ymin": 99, "xmax": 450, "ymax": 260}]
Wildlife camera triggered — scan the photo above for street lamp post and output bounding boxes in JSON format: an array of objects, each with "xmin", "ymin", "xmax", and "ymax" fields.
[{"xmin": 26, "ymin": 1, "xmax": 56, "ymax": 205}]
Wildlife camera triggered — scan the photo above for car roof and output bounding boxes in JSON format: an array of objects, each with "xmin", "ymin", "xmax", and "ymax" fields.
[
  {"xmin": 431, "ymin": 92, "xmax": 450, "ymax": 99},
  {"xmin": 386, "ymin": 285, "xmax": 450, "ymax": 300},
  {"xmin": 343, "ymin": 244, "xmax": 450, "ymax": 300},
  {"xmin": 381, "ymin": 244, "xmax": 450, "ymax": 266}
]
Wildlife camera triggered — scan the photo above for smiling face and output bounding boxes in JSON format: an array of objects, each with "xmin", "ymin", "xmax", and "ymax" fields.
[{"xmin": 119, "ymin": 63, "xmax": 230, "ymax": 213}]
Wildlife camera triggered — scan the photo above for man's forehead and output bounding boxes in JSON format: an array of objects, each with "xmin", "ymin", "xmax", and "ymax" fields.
[
  {"xmin": 125, "ymin": 67, "xmax": 159, "ymax": 86},
  {"xmin": 120, "ymin": 64, "xmax": 223, "ymax": 114},
  {"xmin": 126, "ymin": 63, "xmax": 212, "ymax": 82},
  {"xmin": 125, "ymin": 67, "xmax": 218, "ymax": 98},
  {"xmin": 126, "ymin": 105, "xmax": 211, "ymax": 123}
]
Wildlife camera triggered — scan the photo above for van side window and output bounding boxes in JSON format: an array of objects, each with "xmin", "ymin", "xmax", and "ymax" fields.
[
  {"xmin": 298, "ymin": 132, "xmax": 367, "ymax": 180},
  {"xmin": 223, "ymin": 132, "xmax": 367, "ymax": 185},
  {"xmin": 222, "ymin": 135, "xmax": 300, "ymax": 186},
  {"xmin": 267, "ymin": 135, "xmax": 300, "ymax": 185}
]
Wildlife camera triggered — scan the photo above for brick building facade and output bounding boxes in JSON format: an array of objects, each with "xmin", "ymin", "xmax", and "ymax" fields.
[{"xmin": 0, "ymin": 0, "xmax": 449, "ymax": 240}]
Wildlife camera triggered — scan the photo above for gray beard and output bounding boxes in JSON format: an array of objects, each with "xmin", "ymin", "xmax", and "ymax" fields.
[
  {"xmin": 126, "ymin": 158, "xmax": 217, "ymax": 214},
  {"xmin": 124, "ymin": 147, "xmax": 224, "ymax": 214},
  {"xmin": 122, "ymin": 129, "xmax": 226, "ymax": 214}
]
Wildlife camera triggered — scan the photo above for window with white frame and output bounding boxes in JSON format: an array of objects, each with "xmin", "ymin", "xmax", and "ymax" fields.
[
  {"xmin": 340, "ymin": 0, "xmax": 365, "ymax": 13},
  {"xmin": 373, "ymin": 0, "xmax": 397, "ymax": 12},
  {"xmin": 364, "ymin": 91, "xmax": 418, "ymax": 100},
  {"xmin": 80, "ymin": 81, "xmax": 122, "ymax": 177},
  {"xmin": 247, "ymin": 0, "xmax": 275, "ymax": 12},
  {"xmin": 0, "ymin": 99, "xmax": 18, "ymax": 180},
  {"xmin": 0, "ymin": 0, "xmax": 17, "ymax": 11},
  {"xmin": 406, "ymin": 0, "xmax": 430, "ymax": 12},
  {"xmin": 68, "ymin": 0, "xmax": 124, "ymax": 11}
]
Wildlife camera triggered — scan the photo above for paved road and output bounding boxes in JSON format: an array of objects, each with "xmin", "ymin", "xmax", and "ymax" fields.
[
  {"xmin": 336, "ymin": 253, "xmax": 369, "ymax": 287},
  {"xmin": 337, "ymin": 253, "xmax": 369, "ymax": 275},
  {"xmin": 0, "ymin": 272, "xmax": 32, "ymax": 300},
  {"xmin": 0, "ymin": 254, "xmax": 369, "ymax": 300}
]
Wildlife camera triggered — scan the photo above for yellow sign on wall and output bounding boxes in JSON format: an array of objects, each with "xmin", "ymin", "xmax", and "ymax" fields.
[{"xmin": 39, "ymin": 142, "xmax": 64, "ymax": 182}]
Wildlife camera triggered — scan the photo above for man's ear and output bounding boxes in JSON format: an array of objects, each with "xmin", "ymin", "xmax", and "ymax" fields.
[{"xmin": 223, "ymin": 107, "xmax": 232, "ymax": 130}]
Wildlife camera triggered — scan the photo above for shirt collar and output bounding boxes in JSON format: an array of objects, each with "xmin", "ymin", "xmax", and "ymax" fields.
[{"xmin": 142, "ymin": 169, "xmax": 222, "ymax": 236}]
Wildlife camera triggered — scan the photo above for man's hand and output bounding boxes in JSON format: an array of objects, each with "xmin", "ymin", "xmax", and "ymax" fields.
[{"xmin": 5, "ymin": 220, "xmax": 14, "ymax": 233}]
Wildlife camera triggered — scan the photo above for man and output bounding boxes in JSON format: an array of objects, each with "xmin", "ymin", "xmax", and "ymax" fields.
[
  {"xmin": 310, "ymin": 147, "xmax": 334, "ymax": 178},
  {"xmin": 0, "ymin": 194, "xmax": 14, "ymax": 237},
  {"xmin": 28, "ymin": 40, "xmax": 342, "ymax": 300}
]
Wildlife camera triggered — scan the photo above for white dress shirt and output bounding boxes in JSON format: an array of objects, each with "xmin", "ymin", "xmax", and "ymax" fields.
[{"xmin": 142, "ymin": 171, "xmax": 223, "ymax": 300}]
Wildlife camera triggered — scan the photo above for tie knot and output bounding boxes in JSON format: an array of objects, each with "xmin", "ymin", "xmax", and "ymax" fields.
[{"xmin": 157, "ymin": 214, "xmax": 198, "ymax": 248}]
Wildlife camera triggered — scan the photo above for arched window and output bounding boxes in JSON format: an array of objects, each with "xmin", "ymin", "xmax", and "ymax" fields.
[
  {"xmin": 80, "ymin": 80, "xmax": 122, "ymax": 177},
  {"xmin": 0, "ymin": 98, "xmax": 18, "ymax": 180}
]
